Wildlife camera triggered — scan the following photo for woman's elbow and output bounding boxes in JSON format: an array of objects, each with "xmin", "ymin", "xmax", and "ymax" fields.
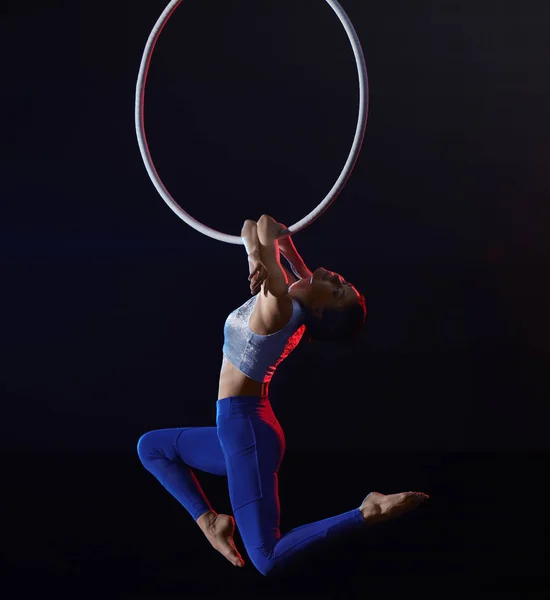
[
  {"xmin": 241, "ymin": 219, "xmax": 257, "ymax": 235},
  {"xmin": 257, "ymin": 214, "xmax": 275, "ymax": 227}
]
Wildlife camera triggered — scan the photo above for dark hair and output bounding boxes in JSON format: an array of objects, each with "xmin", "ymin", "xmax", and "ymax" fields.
[{"xmin": 296, "ymin": 293, "xmax": 367, "ymax": 344}]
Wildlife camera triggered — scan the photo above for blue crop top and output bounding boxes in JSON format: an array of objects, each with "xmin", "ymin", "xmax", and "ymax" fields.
[{"xmin": 222, "ymin": 294, "xmax": 306, "ymax": 384}]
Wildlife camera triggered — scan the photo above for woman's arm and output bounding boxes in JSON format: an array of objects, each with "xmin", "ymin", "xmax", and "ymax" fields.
[
  {"xmin": 241, "ymin": 220, "xmax": 260, "ymax": 260},
  {"xmin": 256, "ymin": 215, "xmax": 290, "ymax": 298},
  {"xmin": 277, "ymin": 231, "xmax": 313, "ymax": 280},
  {"xmin": 241, "ymin": 220, "xmax": 267, "ymax": 295}
]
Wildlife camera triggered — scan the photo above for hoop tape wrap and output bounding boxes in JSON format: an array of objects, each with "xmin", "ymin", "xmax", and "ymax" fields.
[{"xmin": 135, "ymin": 0, "xmax": 369, "ymax": 244}]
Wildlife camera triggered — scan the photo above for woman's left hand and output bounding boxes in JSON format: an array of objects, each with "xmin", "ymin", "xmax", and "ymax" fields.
[{"xmin": 248, "ymin": 255, "xmax": 268, "ymax": 295}]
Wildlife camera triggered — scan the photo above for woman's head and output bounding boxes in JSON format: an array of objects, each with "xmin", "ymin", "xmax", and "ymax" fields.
[{"xmin": 289, "ymin": 267, "xmax": 367, "ymax": 343}]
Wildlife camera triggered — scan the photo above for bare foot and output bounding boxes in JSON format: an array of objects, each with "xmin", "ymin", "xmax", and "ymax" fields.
[
  {"xmin": 198, "ymin": 512, "xmax": 245, "ymax": 568},
  {"xmin": 360, "ymin": 491, "xmax": 429, "ymax": 525}
]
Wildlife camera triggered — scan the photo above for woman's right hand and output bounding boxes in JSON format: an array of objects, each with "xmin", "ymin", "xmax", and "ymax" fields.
[{"xmin": 248, "ymin": 254, "xmax": 268, "ymax": 295}]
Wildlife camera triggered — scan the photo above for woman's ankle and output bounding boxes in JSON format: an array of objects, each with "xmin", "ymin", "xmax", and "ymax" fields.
[{"xmin": 197, "ymin": 510, "xmax": 217, "ymax": 532}]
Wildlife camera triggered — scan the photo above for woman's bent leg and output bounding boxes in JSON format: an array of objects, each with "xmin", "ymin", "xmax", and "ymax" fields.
[
  {"xmin": 137, "ymin": 427, "xmax": 226, "ymax": 521},
  {"xmin": 216, "ymin": 397, "xmax": 364, "ymax": 576}
]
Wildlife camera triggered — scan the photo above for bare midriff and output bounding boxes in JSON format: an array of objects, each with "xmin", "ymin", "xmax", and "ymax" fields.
[{"xmin": 218, "ymin": 355, "xmax": 268, "ymax": 400}]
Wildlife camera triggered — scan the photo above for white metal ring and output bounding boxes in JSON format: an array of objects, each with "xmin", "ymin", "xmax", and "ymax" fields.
[{"xmin": 135, "ymin": 0, "xmax": 369, "ymax": 244}]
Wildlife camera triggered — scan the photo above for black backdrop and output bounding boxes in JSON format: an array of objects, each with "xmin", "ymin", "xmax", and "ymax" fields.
[{"xmin": 2, "ymin": 0, "xmax": 549, "ymax": 597}]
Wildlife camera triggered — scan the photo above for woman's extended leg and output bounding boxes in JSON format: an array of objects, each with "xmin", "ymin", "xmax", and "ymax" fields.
[
  {"xmin": 216, "ymin": 397, "xmax": 365, "ymax": 576},
  {"xmin": 216, "ymin": 396, "xmax": 428, "ymax": 576},
  {"xmin": 137, "ymin": 427, "xmax": 245, "ymax": 567}
]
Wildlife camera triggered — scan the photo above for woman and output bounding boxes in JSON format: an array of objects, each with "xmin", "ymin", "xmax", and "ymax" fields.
[{"xmin": 137, "ymin": 214, "xmax": 428, "ymax": 576}]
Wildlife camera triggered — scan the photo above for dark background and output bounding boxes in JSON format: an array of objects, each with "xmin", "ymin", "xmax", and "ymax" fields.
[{"xmin": 1, "ymin": 0, "xmax": 549, "ymax": 597}]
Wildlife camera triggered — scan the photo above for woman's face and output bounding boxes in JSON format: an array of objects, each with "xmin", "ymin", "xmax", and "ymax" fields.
[{"xmin": 289, "ymin": 267, "xmax": 360, "ymax": 316}]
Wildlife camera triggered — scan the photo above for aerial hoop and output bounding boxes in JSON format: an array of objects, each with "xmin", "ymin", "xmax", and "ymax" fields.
[{"xmin": 135, "ymin": 0, "xmax": 369, "ymax": 244}]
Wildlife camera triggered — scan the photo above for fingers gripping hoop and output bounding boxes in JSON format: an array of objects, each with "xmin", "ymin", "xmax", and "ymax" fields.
[{"xmin": 135, "ymin": 0, "xmax": 369, "ymax": 245}]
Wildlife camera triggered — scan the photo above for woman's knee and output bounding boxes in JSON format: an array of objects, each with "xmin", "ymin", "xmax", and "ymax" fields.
[
  {"xmin": 136, "ymin": 430, "xmax": 154, "ymax": 462},
  {"xmin": 136, "ymin": 429, "xmax": 172, "ymax": 463},
  {"xmin": 249, "ymin": 554, "xmax": 277, "ymax": 577}
]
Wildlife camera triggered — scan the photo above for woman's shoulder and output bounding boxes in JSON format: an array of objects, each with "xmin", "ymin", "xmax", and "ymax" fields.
[{"xmin": 250, "ymin": 290, "xmax": 295, "ymax": 336}]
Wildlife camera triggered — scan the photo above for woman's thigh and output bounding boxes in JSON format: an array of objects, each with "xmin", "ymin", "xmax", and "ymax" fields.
[
  {"xmin": 217, "ymin": 414, "xmax": 285, "ymax": 512},
  {"xmin": 175, "ymin": 427, "xmax": 227, "ymax": 477}
]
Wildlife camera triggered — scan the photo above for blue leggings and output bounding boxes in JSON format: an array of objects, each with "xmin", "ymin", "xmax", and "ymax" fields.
[{"xmin": 137, "ymin": 396, "xmax": 364, "ymax": 576}]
